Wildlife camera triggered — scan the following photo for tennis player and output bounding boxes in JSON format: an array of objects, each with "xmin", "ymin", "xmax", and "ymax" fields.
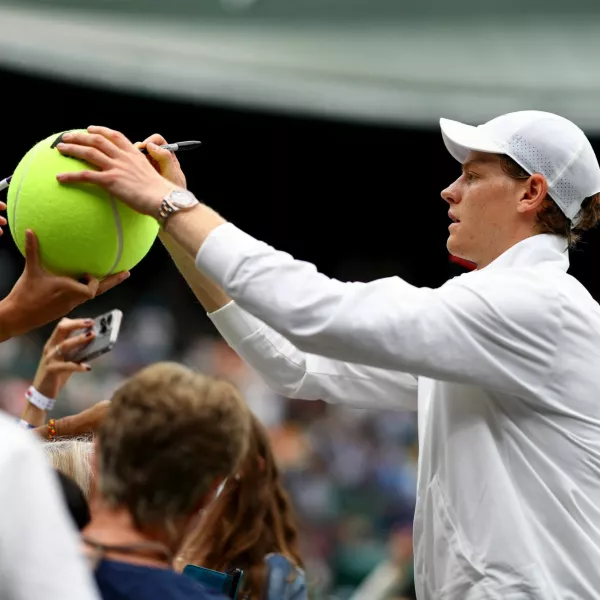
[{"xmin": 57, "ymin": 111, "xmax": 600, "ymax": 599}]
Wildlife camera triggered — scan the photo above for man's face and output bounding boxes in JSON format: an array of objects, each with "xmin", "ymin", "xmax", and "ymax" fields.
[{"xmin": 441, "ymin": 151, "xmax": 526, "ymax": 267}]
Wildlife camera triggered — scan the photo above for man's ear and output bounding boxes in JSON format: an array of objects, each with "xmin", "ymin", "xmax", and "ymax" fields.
[{"xmin": 517, "ymin": 173, "xmax": 548, "ymax": 217}]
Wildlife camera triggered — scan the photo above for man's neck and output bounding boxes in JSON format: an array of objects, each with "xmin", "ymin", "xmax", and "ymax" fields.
[
  {"xmin": 83, "ymin": 500, "xmax": 180, "ymax": 569},
  {"xmin": 475, "ymin": 229, "xmax": 539, "ymax": 270}
]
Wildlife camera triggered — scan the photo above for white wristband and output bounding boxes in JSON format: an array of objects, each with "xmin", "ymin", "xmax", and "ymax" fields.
[{"xmin": 25, "ymin": 386, "xmax": 56, "ymax": 411}]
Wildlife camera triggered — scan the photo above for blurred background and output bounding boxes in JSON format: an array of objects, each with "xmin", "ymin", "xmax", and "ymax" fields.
[{"xmin": 1, "ymin": 1, "xmax": 600, "ymax": 598}]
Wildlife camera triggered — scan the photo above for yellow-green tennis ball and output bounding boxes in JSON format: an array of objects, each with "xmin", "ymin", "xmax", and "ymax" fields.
[{"xmin": 7, "ymin": 129, "xmax": 159, "ymax": 279}]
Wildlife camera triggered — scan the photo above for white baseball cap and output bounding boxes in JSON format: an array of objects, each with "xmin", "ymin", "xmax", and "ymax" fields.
[{"xmin": 440, "ymin": 110, "xmax": 600, "ymax": 224}]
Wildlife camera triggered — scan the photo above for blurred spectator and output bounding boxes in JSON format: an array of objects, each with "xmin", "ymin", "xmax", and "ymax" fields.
[
  {"xmin": 177, "ymin": 412, "xmax": 307, "ymax": 600},
  {"xmin": 0, "ymin": 411, "xmax": 101, "ymax": 600},
  {"xmin": 81, "ymin": 362, "xmax": 251, "ymax": 600},
  {"xmin": 3, "ymin": 318, "xmax": 418, "ymax": 597},
  {"xmin": 45, "ymin": 438, "xmax": 94, "ymax": 498},
  {"xmin": 54, "ymin": 468, "xmax": 92, "ymax": 531}
]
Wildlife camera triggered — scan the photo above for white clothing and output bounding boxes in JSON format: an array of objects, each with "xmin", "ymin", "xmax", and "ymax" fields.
[
  {"xmin": 0, "ymin": 411, "xmax": 100, "ymax": 600},
  {"xmin": 197, "ymin": 224, "xmax": 600, "ymax": 600},
  {"xmin": 209, "ymin": 294, "xmax": 418, "ymax": 411}
]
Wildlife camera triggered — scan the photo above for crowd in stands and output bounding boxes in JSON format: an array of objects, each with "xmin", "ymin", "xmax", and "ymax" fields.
[{"xmin": 0, "ymin": 286, "xmax": 418, "ymax": 599}]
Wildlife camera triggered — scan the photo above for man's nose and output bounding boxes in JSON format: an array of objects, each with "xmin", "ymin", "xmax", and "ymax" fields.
[{"xmin": 441, "ymin": 179, "xmax": 461, "ymax": 205}]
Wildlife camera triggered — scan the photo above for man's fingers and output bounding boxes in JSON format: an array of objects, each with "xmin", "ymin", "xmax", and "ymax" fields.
[
  {"xmin": 143, "ymin": 133, "xmax": 169, "ymax": 147},
  {"xmin": 0, "ymin": 201, "xmax": 6, "ymax": 211},
  {"xmin": 87, "ymin": 126, "xmax": 134, "ymax": 152},
  {"xmin": 56, "ymin": 142, "xmax": 112, "ymax": 170},
  {"xmin": 60, "ymin": 132, "xmax": 122, "ymax": 159},
  {"xmin": 56, "ymin": 170, "xmax": 107, "ymax": 186},
  {"xmin": 97, "ymin": 271, "xmax": 130, "ymax": 295},
  {"xmin": 146, "ymin": 142, "xmax": 174, "ymax": 166}
]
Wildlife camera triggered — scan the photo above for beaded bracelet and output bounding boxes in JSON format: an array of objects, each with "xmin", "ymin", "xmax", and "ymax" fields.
[{"xmin": 48, "ymin": 419, "xmax": 56, "ymax": 441}]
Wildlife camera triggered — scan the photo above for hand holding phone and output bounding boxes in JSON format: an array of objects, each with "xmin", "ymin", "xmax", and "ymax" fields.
[{"xmin": 63, "ymin": 309, "xmax": 123, "ymax": 364}]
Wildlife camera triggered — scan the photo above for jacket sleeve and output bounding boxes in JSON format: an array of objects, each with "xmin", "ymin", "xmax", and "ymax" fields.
[
  {"xmin": 197, "ymin": 224, "xmax": 561, "ymax": 397},
  {"xmin": 209, "ymin": 301, "xmax": 418, "ymax": 411}
]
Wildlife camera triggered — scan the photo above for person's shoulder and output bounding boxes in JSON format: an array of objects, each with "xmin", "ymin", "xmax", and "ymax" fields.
[
  {"xmin": 96, "ymin": 561, "xmax": 229, "ymax": 600},
  {"xmin": 0, "ymin": 410, "xmax": 43, "ymax": 465},
  {"xmin": 264, "ymin": 554, "xmax": 307, "ymax": 600},
  {"xmin": 442, "ymin": 266, "xmax": 566, "ymax": 331},
  {"xmin": 0, "ymin": 410, "xmax": 28, "ymax": 442},
  {"xmin": 448, "ymin": 264, "xmax": 564, "ymax": 304},
  {"xmin": 172, "ymin": 571, "xmax": 228, "ymax": 600}
]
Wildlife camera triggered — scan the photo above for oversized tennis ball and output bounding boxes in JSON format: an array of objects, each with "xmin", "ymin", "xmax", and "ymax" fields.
[{"xmin": 7, "ymin": 129, "xmax": 159, "ymax": 279}]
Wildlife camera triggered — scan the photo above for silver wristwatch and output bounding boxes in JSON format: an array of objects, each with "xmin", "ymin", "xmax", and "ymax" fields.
[{"xmin": 157, "ymin": 188, "xmax": 200, "ymax": 228}]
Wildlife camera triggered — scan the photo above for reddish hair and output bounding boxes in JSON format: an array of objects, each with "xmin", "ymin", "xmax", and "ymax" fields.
[{"xmin": 177, "ymin": 414, "xmax": 303, "ymax": 599}]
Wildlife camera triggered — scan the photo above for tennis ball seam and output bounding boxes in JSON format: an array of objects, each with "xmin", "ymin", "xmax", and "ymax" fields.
[
  {"xmin": 106, "ymin": 194, "xmax": 124, "ymax": 277},
  {"xmin": 11, "ymin": 142, "xmax": 44, "ymax": 237}
]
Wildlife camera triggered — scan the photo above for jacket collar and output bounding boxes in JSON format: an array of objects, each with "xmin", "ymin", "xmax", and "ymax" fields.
[{"xmin": 481, "ymin": 234, "xmax": 569, "ymax": 273}]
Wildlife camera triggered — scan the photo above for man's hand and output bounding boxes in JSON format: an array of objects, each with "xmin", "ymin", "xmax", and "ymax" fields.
[
  {"xmin": 56, "ymin": 125, "xmax": 226, "ymax": 260},
  {"xmin": 55, "ymin": 126, "xmax": 174, "ymax": 218},
  {"xmin": 134, "ymin": 134, "xmax": 187, "ymax": 189},
  {"xmin": 1, "ymin": 230, "xmax": 129, "ymax": 340}
]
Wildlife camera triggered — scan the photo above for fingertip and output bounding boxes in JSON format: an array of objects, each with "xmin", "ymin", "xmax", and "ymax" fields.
[{"xmin": 83, "ymin": 363, "xmax": 92, "ymax": 371}]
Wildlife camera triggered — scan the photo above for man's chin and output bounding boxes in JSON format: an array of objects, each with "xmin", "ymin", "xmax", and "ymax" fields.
[
  {"xmin": 447, "ymin": 237, "xmax": 475, "ymax": 266},
  {"xmin": 446, "ymin": 234, "xmax": 460, "ymax": 256}
]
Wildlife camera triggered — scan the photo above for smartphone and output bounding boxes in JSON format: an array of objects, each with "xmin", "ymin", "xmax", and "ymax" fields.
[
  {"xmin": 182, "ymin": 565, "xmax": 243, "ymax": 599},
  {"xmin": 63, "ymin": 309, "xmax": 123, "ymax": 363}
]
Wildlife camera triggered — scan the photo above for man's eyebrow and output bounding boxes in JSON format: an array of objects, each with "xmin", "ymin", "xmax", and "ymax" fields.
[{"xmin": 462, "ymin": 159, "xmax": 488, "ymax": 172}]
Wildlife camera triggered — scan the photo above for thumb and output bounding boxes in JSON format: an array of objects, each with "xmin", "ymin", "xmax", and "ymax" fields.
[
  {"xmin": 146, "ymin": 142, "xmax": 173, "ymax": 166},
  {"xmin": 24, "ymin": 230, "xmax": 42, "ymax": 272}
]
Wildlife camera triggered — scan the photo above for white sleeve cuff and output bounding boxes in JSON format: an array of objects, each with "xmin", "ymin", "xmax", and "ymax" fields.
[
  {"xmin": 208, "ymin": 301, "xmax": 263, "ymax": 342},
  {"xmin": 195, "ymin": 222, "xmax": 264, "ymax": 288}
]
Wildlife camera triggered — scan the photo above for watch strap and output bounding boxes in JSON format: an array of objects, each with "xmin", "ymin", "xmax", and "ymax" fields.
[{"xmin": 158, "ymin": 197, "xmax": 176, "ymax": 227}]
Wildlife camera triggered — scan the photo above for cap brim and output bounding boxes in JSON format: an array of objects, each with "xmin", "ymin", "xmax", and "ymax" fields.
[{"xmin": 440, "ymin": 118, "xmax": 504, "ymax": 164}]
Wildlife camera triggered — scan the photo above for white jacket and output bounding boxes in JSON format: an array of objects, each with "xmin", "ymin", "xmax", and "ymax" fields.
[
  {"xmin": 0, "ymin": 411, "xmax": 101, "ymax": 600},
  {"xmin": 197, "ymin": 225, "xmax": 600, "ymax": 599}
]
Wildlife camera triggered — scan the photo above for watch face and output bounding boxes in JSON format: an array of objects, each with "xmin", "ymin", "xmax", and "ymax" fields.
[{"xmin": 170, "ymin": 190, "xmax": 198, "ymax": 208}]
